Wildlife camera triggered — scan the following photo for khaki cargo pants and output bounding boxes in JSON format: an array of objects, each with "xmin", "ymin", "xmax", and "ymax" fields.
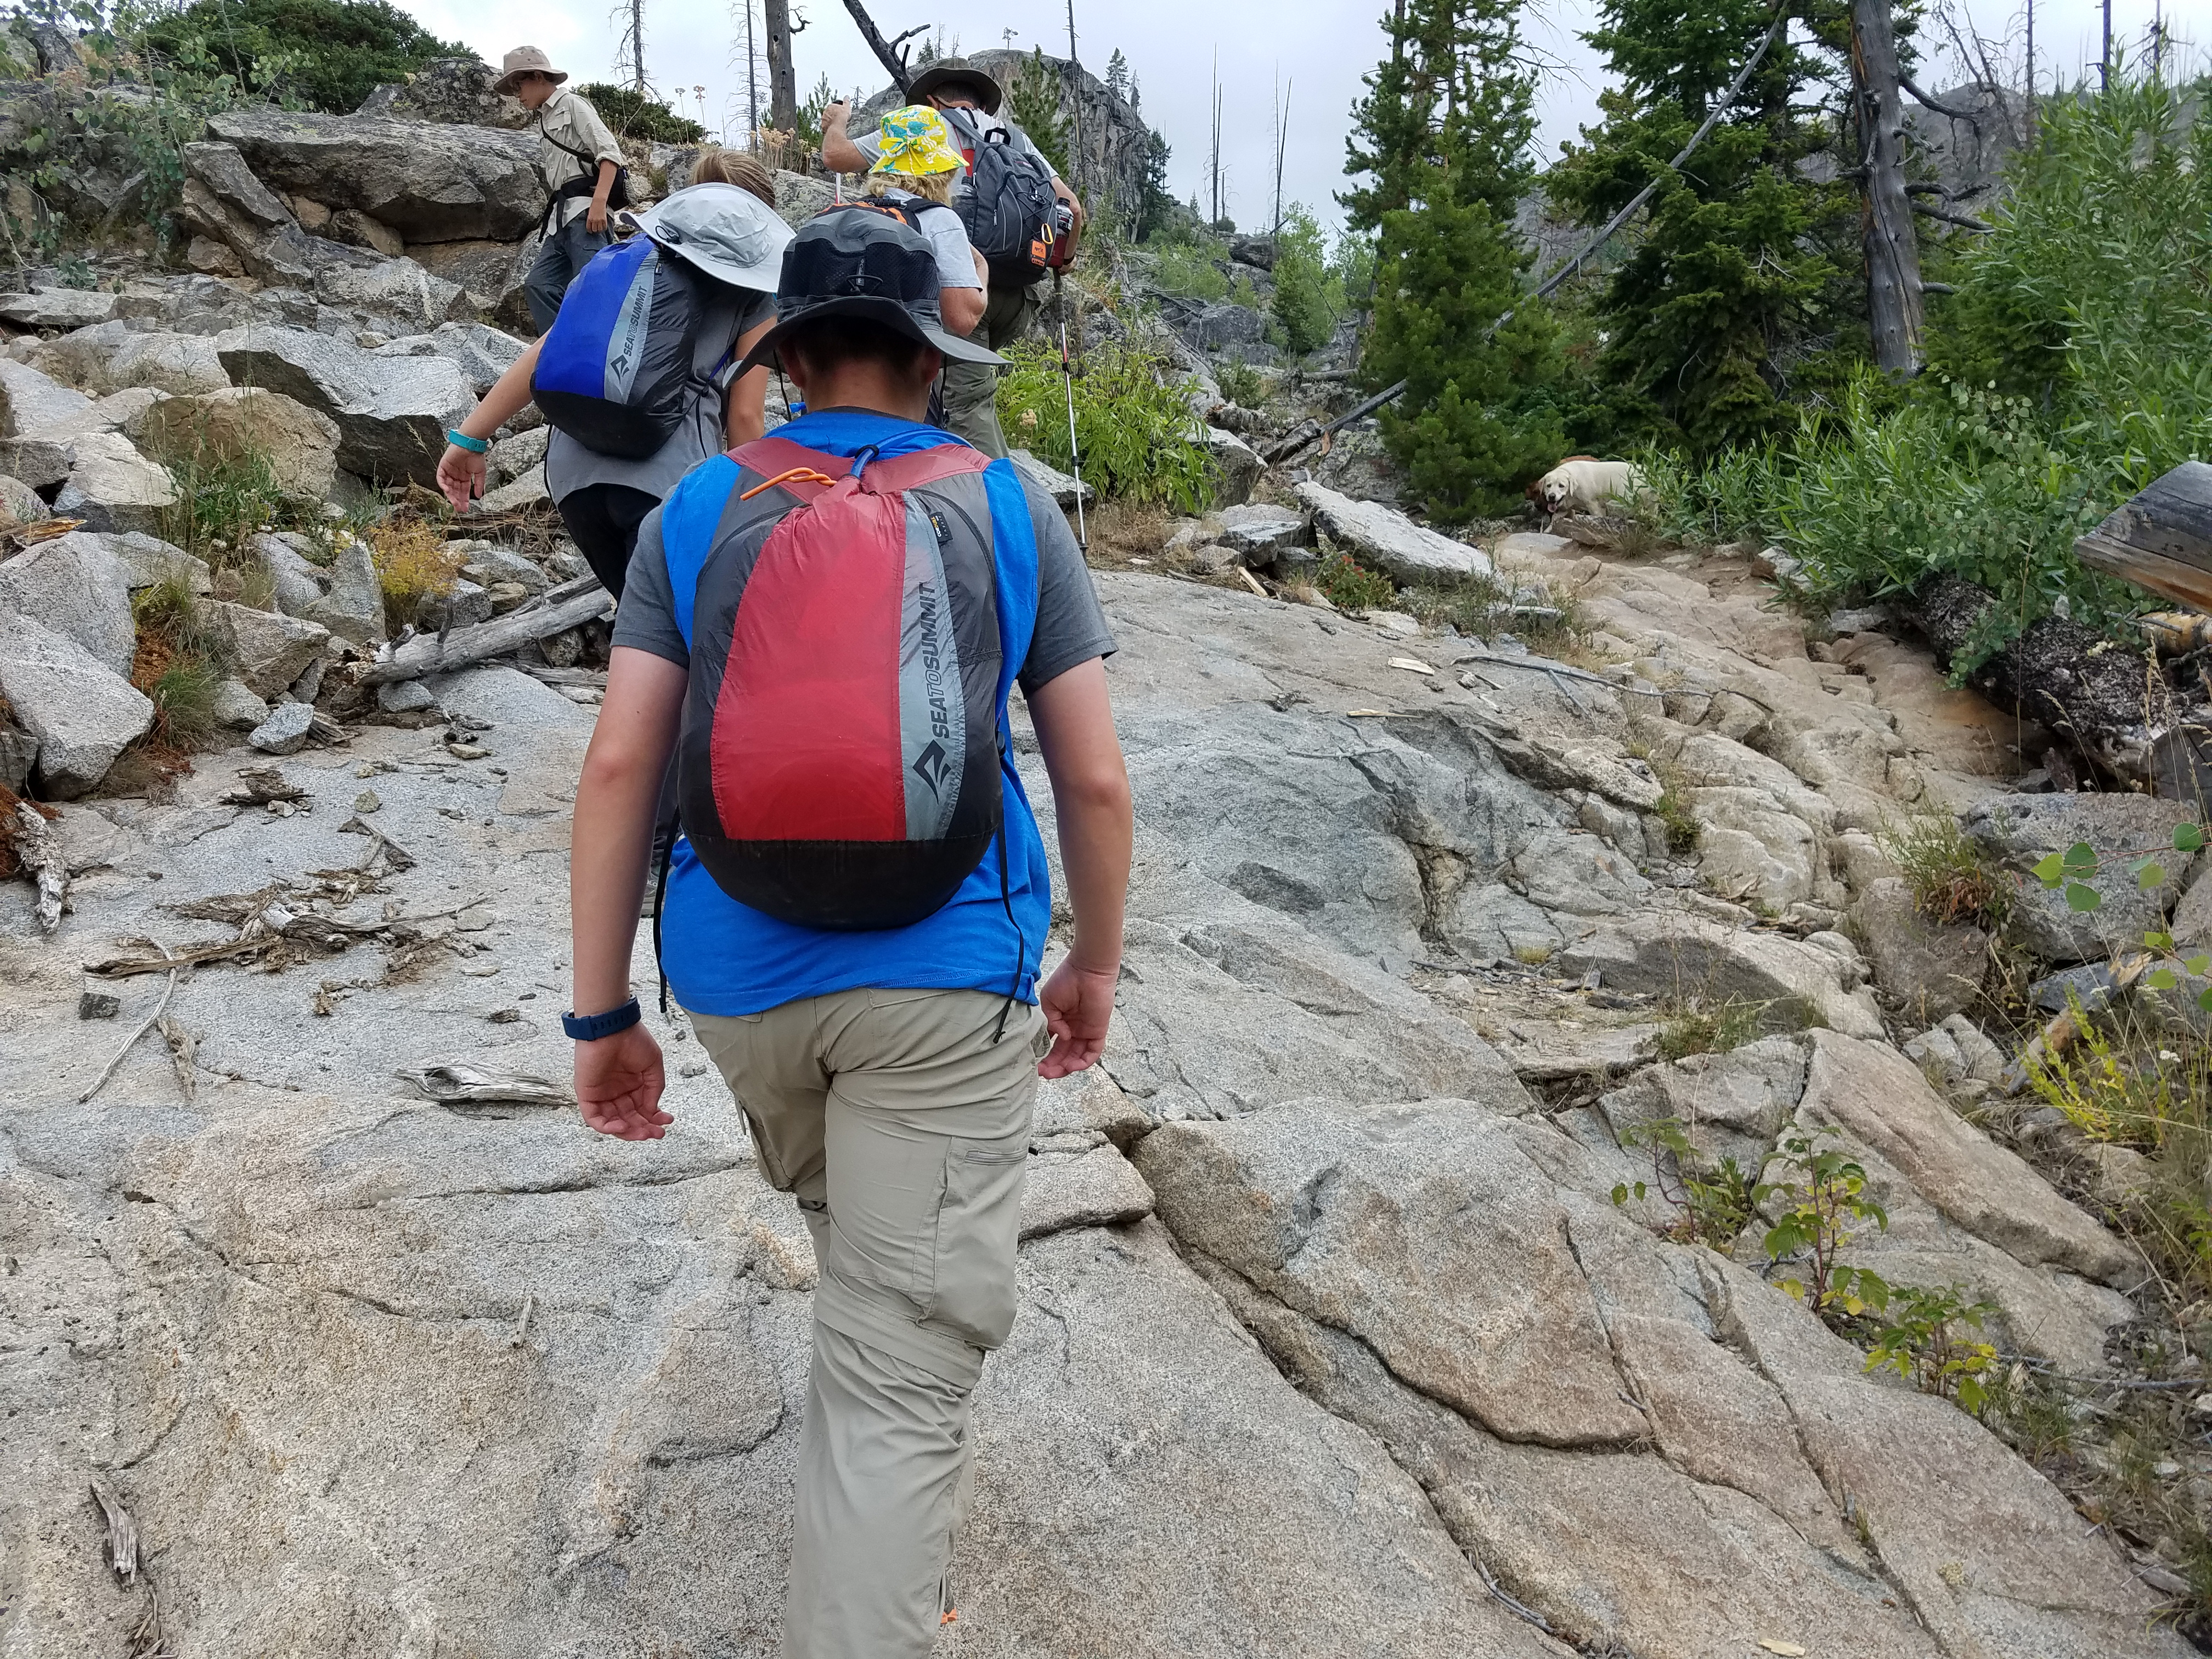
[{"xmin": 687, "ymin": 987, "xmax": 1047, "ymax": 1659}]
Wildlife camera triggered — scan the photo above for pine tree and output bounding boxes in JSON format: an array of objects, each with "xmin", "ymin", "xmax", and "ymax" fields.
[
  {"xmin": 1544, "ymin": 0, "xmax": 1863, "ymax": 453},
  {"xmin": 1105, "ymin": 48, "xmax": 1130, "ymax": 99},
  {"xmin": 1132, "ymin": 128, "xmax": 1175, "ymax": 241},
  {"xmin": 1006, "ymin": 48, "xmax": 1071, "ymax": 179},
  {"xmin": 1348, "ymin": 0, "xmax": 1562, "ymax": 518}
]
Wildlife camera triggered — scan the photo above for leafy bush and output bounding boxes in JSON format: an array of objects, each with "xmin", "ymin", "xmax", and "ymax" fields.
[
  {"xmin": 575, "ymin": 83, "xmax": 706, "ymax": 144},
  {"xmin": 1147, "ymin": 240, "xmax": 1229, "ymax": 303},
  {"xmin": 131, "ymin": 577, "xmax": 229, "ymax": 749},
  {"xmin": 138, "ymin": 0, "xmax": 472, "ymax": 115},
  {"xmin": 995, "ymin": 341, "xmax": 1214, "ymax": 512},
  {"xmin": 1314, "ymin": 552, "xmax": 1395, "ymax": 612},
  {"xmin": 1654, "ymin": 73, "xmax": 2212, "ymax": 670}
]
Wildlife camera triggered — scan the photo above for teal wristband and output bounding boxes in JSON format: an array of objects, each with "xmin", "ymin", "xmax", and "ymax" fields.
[{"xmin": 447, "ymin": 428, "xmax": 489, "ymax": 454}]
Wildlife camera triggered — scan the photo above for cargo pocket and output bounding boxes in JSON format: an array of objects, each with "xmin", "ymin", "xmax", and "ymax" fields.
[{"xmin": 918, "ymin": 1143, "xmax": 1028, "ymax": 1351}]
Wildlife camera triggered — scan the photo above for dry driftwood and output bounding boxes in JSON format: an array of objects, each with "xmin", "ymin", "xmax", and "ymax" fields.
[
  {"xmin": 14, "ymin": 799, "xmax": 66, "ymax": 932},
  {"xmin": 399, "ymin": 1063, "xmax": 573, "ymax": 1107},
  {"xmin": 2076, "ymin": 460, "xmax": 2212, "ymax": 614},
  {"xmin": 356, "ymin": 574, "xmax": 610, "ymax": 687}
]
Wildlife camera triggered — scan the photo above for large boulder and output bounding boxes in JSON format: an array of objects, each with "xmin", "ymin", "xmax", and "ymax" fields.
[
  {"xmin": 27, "ymin": 319, "xmax": 229, "ymax": 397},
  {"xmin": 1206, "ymin": 426, "xmax": 1262, "ymax": 509},
  {"xmin": 407, "ymin": 236, "xmax": 538, "ymax": 326},
  {"xmin": 371, "ymin": 320, "xmax": 526, "ymax": 396},
  {"xmin": 354, "ymin": 57, "xmax": 532, "ymax": 128},
  {"xmin": 207, "ymin": 106, "xmax": 545, "ymax": 243},
  {"xmin": 1557, "ymin": 910, "xmax": 1885, "ymax": 1038},
  {"xmin": 301, "ymin": 534, "xmax": 385, "ymax": 644},
  {"xmin": 51, "ymin": 429, "xmax": 179, "ymax": 535},
  {"xmin": 1963, "ymin": 792, "xmax": 2203, "ymax": 964},
  {"xmin": 313, "ymin": 250, "xmax": 467, "ymax": 330},
  {"xmin": 0, "ymin": 356, "xmax": 94, "ymax": 434},
  {"xmin": 132, "ymin": 386, "xmax": 341, "ymax": 506},
  {"xmin": 0, "ymin": 609, "xmax": 153, "ymax": 795},
  {"xmin": 0, "ymin": 287, "xmax": 115, "ymax": 329},
  {"xmin": 204, "ymin": 599, "xmax": 330, "ymax": 697},
  {"xmin": 1296, "ymin": 479, "xmax": 1490, "ymax": 584},
  {"xmin": 1851, "ymin": 875, "xmax": 1990, "ymax": 1023},
  {"xmin": 0, "ymin": 530, "xmax": 138, "ymax": 675},
  {"xmin": 212, "ymin": 325, "xmax": 473, "ymax": 486},
  {"xmin": 1177, "ymin": 301, "xmax": 1265, "ymax": 353},
  {"xmin": 178, "ymin": 140, "xmax": 318, "ymax": 285}
]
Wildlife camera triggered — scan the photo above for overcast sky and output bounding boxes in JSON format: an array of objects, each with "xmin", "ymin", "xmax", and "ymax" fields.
[{"xmin": 403, "ymin": 0, "xmax": 2208, "ymax": 234}]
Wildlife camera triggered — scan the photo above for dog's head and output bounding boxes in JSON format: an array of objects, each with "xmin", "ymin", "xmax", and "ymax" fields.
[
  {"xmin": 1523, "ymin": 478, "xmax": 1546, "ymax": 503},
  {"xmin": 1541, "ymin": 479, "xmax": 1573, "ymax": 512}
]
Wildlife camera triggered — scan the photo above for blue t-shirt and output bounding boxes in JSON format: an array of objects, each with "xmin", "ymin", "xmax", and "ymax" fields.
[{"xmin": 611, "ymin": 409, "xmax": 1115, "ymax": 1017}]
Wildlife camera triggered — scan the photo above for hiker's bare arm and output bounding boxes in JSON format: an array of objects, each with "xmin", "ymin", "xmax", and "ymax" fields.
[
  {"xmin": 436, "ymin": 337, "xmax": 546, "ymax": 511},
  {"xmin": 724, "ymin": 318, "xmax": 776, "ymax": 447},
  {"xmin": 587, "ymin": 159, "xmax": 617, "ymax": 234},
  {"xmin": 943, "ymin": 271, "xmax": 986, "ymax": 337},
  {"xmin": 1026, "ymin": 657, "xmax": 1129, "ymax": 1077},
  {"xmin": 821, "ymin": 100, "xmax": 867, "ymax": 174},
  {"xmin": 568, "ymin": 646, "xmax": 686, "ymax": 1139}
]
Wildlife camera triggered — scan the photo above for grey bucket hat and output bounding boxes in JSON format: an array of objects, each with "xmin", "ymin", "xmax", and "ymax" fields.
[
  {"xmin": 734, "ymin": 209, "xmax": 1007, "ymax": 376},
  {"xmin": 492, "ymin": 46, "xmax": 568, "ymax": 95},
  {"xmin": 625, "ymin": 184, "xmax": 794, "ymax": 293}
]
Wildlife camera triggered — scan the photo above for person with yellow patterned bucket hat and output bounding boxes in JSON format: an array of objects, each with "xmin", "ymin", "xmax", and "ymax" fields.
[
  {"xmin": 825, "ymin": 66, "xmax": 1080, "ymax": 457},
  {"xmin": 858, "ymin": 106, "xmax": 988, "ymax": 345}
]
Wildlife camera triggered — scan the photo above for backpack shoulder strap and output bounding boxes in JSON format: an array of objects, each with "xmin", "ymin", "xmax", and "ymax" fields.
[
  {"xmin": 855, "ymin": 443, "xmax": 990, "ymax": 494},
  {"xmin": 731, "ymin": 436, "xmax": 847, "ymax": 491},
  {"xmin": 661, "ymin": 455, "xmax": 743, "ymax": 651}
]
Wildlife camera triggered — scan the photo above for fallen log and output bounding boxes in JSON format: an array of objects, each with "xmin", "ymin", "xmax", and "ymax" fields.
[
  {"xmin": 2075, "ymin": 460, "xmax": 2212, "ymax": 614},
  {"xmin": 356, "ymin": 575, "xmax": 610, "ymax": 687},
  {"xmin": 1910, "ymin": 575, "xmax": 2212, "ymax": 798}
]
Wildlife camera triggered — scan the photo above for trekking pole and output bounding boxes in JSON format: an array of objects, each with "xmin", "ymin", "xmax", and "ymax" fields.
[{"xmin": 1057, "ymin": 314, "xmax": 1087, "ymax": 550}]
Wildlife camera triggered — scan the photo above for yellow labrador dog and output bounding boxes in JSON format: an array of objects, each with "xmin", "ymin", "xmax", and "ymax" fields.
[{"xmin": 1527, "ymin": 456, "xmax": 1647, "ymax": 516}]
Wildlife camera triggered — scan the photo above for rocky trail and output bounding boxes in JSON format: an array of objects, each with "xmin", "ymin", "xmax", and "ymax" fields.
[
  {"xmin": 2, "ymin": 43, "xmax": 2210, "ymax": 1659},
  {"xmin": 7, "ymin": 520, "xmax": 2203, "ymax": 1656}
]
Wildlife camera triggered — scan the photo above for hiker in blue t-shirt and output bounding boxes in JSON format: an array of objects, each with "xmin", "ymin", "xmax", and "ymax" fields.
[{"xmin": 562, "ymin": 210, "xmax": 1132, "ymax": 1657}]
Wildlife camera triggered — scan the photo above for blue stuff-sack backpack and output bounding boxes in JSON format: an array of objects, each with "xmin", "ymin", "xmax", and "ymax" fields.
[{"xmin": 531, "ymin": 234, "xmax": 706, "ymax": 459}]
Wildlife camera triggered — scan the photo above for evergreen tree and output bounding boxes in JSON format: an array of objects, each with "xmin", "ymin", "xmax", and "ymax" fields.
[
  {"xmin": 1347, "ymin": 0, "xmax": 1561, "ymax": 518},
  {"xmin": 1105, "ymin": 48, "xmax": 1130, "ymax": 100},
  {"xmin": 1132, "ymin": 128, "xmax": 1175, "ymax": 241},
  {"xmin": 1544, "ymin": 0, "xmax": 1863, "ymax": 453},
  {"xmin": 1006, "ymin": 48, "xmax": 1071, "ymax": 179}
]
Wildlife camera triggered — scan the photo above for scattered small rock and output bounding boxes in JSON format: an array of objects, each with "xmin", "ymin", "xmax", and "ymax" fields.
[{"xmin": 246, "ymin": 698, "xmax": 315, "ymax": 755}]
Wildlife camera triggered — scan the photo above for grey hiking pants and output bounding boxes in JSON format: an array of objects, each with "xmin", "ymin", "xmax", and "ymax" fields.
[
  {"xmin": 687, "ymin": 987, "xmax": 1047, "ymax": 1659},
  {"xmin": 939, "ymin": 281, "xmax": 1047, "ymax": 459},
  {"xmin": 524, "ymin": 212, "xmax": 612, "ymax": 332}
]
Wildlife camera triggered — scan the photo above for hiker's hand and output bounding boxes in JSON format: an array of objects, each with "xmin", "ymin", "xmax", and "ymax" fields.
[
  {"xmin": 1053, "ymin": 177, "xmax": 1085, "ymax": 235},
  {"xmin": 1037, "ymin": 958, "xmax": 1116, "ymax": 1078},
  {"xmin": 586, "ymin": 199, "xmax": 608, "ymax": 234},
  {"xmin": 437, "ymin": 443, "xmax": 487, "ymax": 511},
  {"xmin": 575, "ymin": 1023, "xmax": 672, "ymax": 1139},
  {"xmin": 823, "ymin": 98, "xmax": 849, "ymax": 136}
]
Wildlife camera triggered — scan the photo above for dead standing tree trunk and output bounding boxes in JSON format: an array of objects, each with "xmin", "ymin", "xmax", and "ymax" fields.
[
  {"xmin": 1852, "ymin": 0, "xmax": 1927, "ymax": 374},
  {"xmin": 764, "ymin": 0, "xmax": 800, "ymax": 136}
]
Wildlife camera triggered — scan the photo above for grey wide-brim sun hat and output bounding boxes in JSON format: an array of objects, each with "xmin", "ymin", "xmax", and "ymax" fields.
[
  {"xmin": 626, "ymin": 184, "xmax": 794, "ymax": 293},
  {"xmin": 733, "ymin": 210, "xmax": 1007, "ymax": 376},
  {"xmin": 492, "ymin": 45, "xmax": 568, "ymax": 95}
]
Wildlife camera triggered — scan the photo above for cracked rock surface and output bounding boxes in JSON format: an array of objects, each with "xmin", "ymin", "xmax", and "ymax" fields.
[{"xmin": 1, "ymin": 563, "xmax": 2186, "ymax": 1656}]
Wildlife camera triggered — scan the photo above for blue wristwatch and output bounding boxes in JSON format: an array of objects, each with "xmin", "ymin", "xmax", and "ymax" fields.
[{"xmin": 563, "ymin": 998, "xmax": 642, "ymax": 1041}]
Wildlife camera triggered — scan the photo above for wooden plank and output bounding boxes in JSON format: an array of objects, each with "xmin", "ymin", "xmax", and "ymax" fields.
[
  {"xmin": 2078, "ymin": 460, "xmax": 2212, "ymax": 579},
  {"xmin": 2075, "ymin": 530, "xmax": 2212, "ymax": 614}
]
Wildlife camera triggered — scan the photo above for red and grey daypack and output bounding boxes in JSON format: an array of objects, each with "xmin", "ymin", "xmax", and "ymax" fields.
[
  {"xmin": 670, "ymin": 436, "xmax": 1006, "ymax": 931},
  {"xmin": 532, "ymin": 234, "xmax": 710, "ymax": 459},
  {"xmin": 942, "ymin": 107, "xmax": 1057, "ymax": 289}
]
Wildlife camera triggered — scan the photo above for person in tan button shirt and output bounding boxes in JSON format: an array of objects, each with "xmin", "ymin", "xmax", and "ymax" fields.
[{"xmin": 494, "ymin": 46, "xmax": 626, "ymax": 331}]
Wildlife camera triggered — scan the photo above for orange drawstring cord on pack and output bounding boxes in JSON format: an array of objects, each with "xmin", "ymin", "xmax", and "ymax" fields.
[{"xmin": 738, "ymin": 466, "xmax": 837, "ymax": 501}]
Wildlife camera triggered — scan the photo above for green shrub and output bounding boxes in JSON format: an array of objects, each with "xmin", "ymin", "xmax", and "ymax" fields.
[
  {"xmin": 1653, "ymin": 72, "xmax": 2211, "ymax": 672},
  {"xmin": 131, "ymin": 577, "xmax": 229, "ymax": 748},
  {"xmin": 995, "ymin": 342, "xmax": 1215, "ymax": 512},
  {"xmin": 1148, "ymin": 241, "xmax": 1229, "ymax": 302},
  {"xmin": 138, "ymin": 0, "xmax": 472, "ymax": 115},
  {"xmin": 1315, "ymin": 551, "xmax": 1396, "ymax": 612},
  {"xmin": 157, "ymin": 444, "xmax": 294, "ymax": 565},
  {"xmin": 575, "ymin": 83, "xmax": 706, "ymax": 144},
  {"xmin": 1217, "ymin": 358, "xmax": 1265, "ymax": 408},
  {"xmin": 1269, "ymin": 205, "xmax": 1341, "ymax": 357}
]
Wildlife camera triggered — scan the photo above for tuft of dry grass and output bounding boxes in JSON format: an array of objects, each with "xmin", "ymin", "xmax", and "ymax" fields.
[
  {"xmin": 1081, "ymin": 500, "xmax": 1172, "ymax": 571},
  {"xmin": 369, "ymin": 516, "xmax": 464, "ymax": 632}
]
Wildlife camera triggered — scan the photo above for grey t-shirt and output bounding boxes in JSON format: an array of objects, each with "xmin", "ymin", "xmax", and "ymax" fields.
[
  {"xmin": 544, "ymin": 280, "xmax": 776, "ymax": 504},
  {"xmin": 873, "ymin": 188, "xmax": 981, "ymax": 289},
  {"xmin": 613, "ymin": 469, "xmax": 1115, "ymax": 695}
]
